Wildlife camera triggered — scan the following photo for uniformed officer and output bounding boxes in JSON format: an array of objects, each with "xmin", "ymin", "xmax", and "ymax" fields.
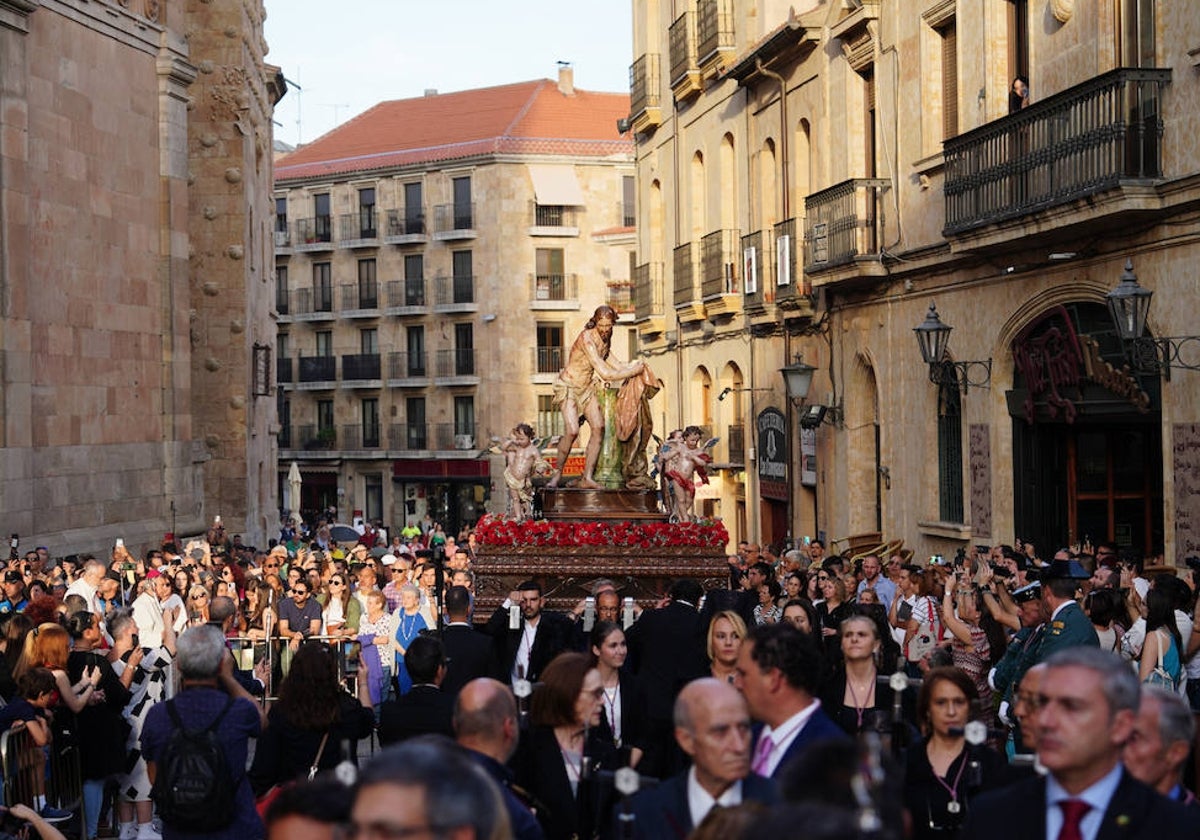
[
  {"xmin": 991, "ymin": 581, "xmax": 1045, "ymax": 742},
  {"xmin": 1035, "ymin": 557, "xmax": 1099, "ymax": 661}
]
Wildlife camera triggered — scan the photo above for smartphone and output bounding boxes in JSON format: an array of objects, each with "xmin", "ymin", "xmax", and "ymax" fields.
[
  {"xmin": 115, "ymin": 538, "xmax": 124, "ymax": 549},
  {"xmin": 976, "ymin": 545, "xmax": 990, "ymax": 555},
  {"xmin": 8, "ymin": 535, "xmax": 17, "ymax": 549}
]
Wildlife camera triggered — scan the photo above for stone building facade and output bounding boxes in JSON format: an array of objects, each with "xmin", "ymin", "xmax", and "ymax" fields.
[
  {"xmin": 631, "ymin": 0, "xmax": 1200, "ymax": 562},
  {"xmin": 0, "ymin": 0, "xmax": 281, "ymax": 553},
  {"xmin": 272, "ymin": 70, "xmax": 636, "ymax": 535}
]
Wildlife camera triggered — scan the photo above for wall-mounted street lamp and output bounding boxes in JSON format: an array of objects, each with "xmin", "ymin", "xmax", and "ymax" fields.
[
  {"xmin": 1106, "ymin": 259, "xmax": 1200, "ymax": 381},
  {"xmin": 717, "ymin": 386, "xmax": 774, "ymax": 401},
  {"xmin": 779, "ymin": 357, "xmax": 841, "ymax": 427},
  {"xmin": 913, "ymin": 302, "xmax": 992, "ymax": 391}
]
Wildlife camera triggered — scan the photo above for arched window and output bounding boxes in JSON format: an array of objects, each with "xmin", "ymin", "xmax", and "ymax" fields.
[{"xmin": 937, "ymin": 372, "xmax": 964, "ymax": 523}]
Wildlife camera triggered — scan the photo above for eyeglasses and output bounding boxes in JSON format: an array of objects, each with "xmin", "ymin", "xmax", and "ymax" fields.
[
  {"xmin": 190, "ymin": 593, "xmax": 208, "ymax": 601},
  {"xmin": 292, "ymin": 588, "xmax": 309, "ymax": 596}
]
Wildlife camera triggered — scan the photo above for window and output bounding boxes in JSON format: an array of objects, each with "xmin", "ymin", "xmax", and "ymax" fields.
[
  {"xmin": 315, "ymin": 331, "xmax": 333, "ymax": 357},
  {"xmin": 535, "ymin": 205, "xmax": 565, "ymax": 226},
  {"xmin": 455, "ymin": 323, "xmax": 474, "ymax": 375},
  {"xmin": 357, "ymin": 259, "xmax": 377, "ymax": 308},
  {"xmin": 363, "ymin": 474, "xmax": 383, "ymax": 520},
  {"xmin": 277, "ymin": 333, "xmax": 290, "ymax": 360},
  {"xmin": 317, "ymin": 399, "xmax": 334, "ymax": 435},
  {"xmin": 537, "ymin": 394, "xmax": 564, "ymax": 438},
  {"xmin": 452, "ymin": 176, "xmax": 472, "ymax": 229},
  {"xmin": 937, "ymin": 373, "xmax": 964, "ymax": 523},
  {"xmin": 314, "ymin": 194, "xmax": 331, "ymax": 241},
  {"xmin": 360, "ymin": 328, "xmax": 378, "ymax": 355},
  {"xmin": 404, "ymin": 254, "xmax": 424, "ymax": 305},
  {"xmin": 275, "ymin": 197, "xmax": 288, "ymax": 233},
  {"xmin": 358, "ymin": 188, "xmax": 376, "ymax": 238},
  {"xmin": 622, "ymin": 175, "xmax": 636, "ymax": 226},
  {"xmin": 275, "ymin": 266, "xmax": 289, "ymax": 313},
  {"xmin": 313, "ymin": 262, "xmax": 332, "ymax": 311},
  {"xmin": 536, "ymin": 248, "xmax": 566, "ymax": 300},
  {"xmin": 361, "ymin": 398, "xmax": 380, "ymax": 448},
  {"xmin": 536, "ymin": 323, "xmax": 563, "ymax": 373},
  {"xmin": 404, "ymin": 182, "xmax": 424, "ymax": 233},
  {"xmin": 454, "ymin": 396, "xmax": 475, "ymax": 437},
  {"xmin": 452, "ymin": 251, "xmax": 473, "ymax": 303},
  {"xmin": 406, "ymin": 397, "xmax": 426, "ymax": 449},
  {"xmin": 407, "ymin": 327, "xmax": 425, "ymax": 376},
  {"xmin": 938, "ymin": 21, "xmax": 958, "ymax": 140},
  {"xmin": 278, "ymin": 397, "xmax": 291, "ymax": 447}
]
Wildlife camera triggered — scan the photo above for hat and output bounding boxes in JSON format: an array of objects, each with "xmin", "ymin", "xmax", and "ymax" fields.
[
  {"xmin": 269, "ymin": 545, "xmax": 288, "ymax": 557},
  {"xmin": 1042, "ymin": 558, "xmax": 1090, "ymax": 580},
  {"xmin": 3, "ymin": 571, "xmax": 22, "ymax": 584},
  {"xmin": 380, "ymin": 553, "xmax": 396, "ymax": 567},
  {"xmin": 1012, "ymin": 581, "xmax": 1042, "ymax": 603},
  {"xmin": 146, "ymin": 569, "xmax": 162, "ymax": 580}
]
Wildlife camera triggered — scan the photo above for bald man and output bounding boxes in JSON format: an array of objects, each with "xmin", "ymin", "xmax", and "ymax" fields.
[
  {"xmin": 454, "ymin": 679, "xmax": 544, "ymax": 840},
  {"xmin": 620, "ymin": 678, "xmax": 778, "ymax": 837}
]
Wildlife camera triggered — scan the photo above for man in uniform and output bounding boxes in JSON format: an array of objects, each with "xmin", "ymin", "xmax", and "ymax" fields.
[
  {"xmin": 990, "ymin": 581, "xmax": 1046, "ymax": 725},
  {"xmin": 1035, "ymin": 558, "xmax": 1099, "ymax": 661}
]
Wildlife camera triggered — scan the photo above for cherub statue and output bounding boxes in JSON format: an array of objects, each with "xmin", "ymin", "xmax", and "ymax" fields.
[
  {"xmin": 501, "ymin": 423, "xmax": 551, "ymax": 521},
  {"xmin": 661, "ymin": 425, "xmax": 716, "ymax": 522}
]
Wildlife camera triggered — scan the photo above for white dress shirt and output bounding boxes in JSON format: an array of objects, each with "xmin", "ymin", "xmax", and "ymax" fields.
[
  {"xmin": 1044, "ymin": 762, "xmax": 1123, "ymax": 840},
  {"xmin": 686, "ymin": 766, "xmax": 743, "ymax": 828},
  {"xmin": 756, "ymin": 699, "xmax": 822, "ymax": 778}
]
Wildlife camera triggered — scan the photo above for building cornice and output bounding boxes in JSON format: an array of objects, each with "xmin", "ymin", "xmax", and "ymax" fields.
[{"xmin": 0, "ymin": 0, "xmax": 38, "ymax": 34}]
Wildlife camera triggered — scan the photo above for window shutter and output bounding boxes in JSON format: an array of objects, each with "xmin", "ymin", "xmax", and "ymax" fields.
[{"xmin": 941, "ymin": 23, "xmax": 958, "ymax": 140}]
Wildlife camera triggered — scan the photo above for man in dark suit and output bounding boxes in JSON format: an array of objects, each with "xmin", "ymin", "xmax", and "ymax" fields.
[
  {"xmin": 620, "ymin": 677, "xmax": 777, "ymax": 838},
  {"xmin": 484, "ymin": 579, "xmax": 573, "ymax": 686},
  {"xmin": 377, "ymin": 635, "xmax": 454, "ymax": 745},
  {"xmin": 962, "ymin": 647, "xmax": 1200, "ymax": 839},
  {"xmin": 624, "ymin": 578, "xmax": 709, "ymax": 778},
  {"xmin": 440, "ymin": 585, "xmax": 494, "ymax": 696},
  {"xmin": 736, "ymin": 622, "xmax": 848, "ymax": 779},
  {"xmin": 1123, "ymin": 685, "xmax": 1199, "ymax": 808}
]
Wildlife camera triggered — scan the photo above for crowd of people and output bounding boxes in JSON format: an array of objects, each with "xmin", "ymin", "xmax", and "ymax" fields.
[{"xmin": 0, "ymin": 521, "xmax": 1199, "ymax": 840}]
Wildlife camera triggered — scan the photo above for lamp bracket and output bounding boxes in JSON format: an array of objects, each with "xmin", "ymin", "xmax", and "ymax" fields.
[
  {"xmin": 1127, "ymin": 336, "xmax": 1200, "ymax": 381},
  {"xmin": 928, "ymin": 359, "xmax": 992, "ymax": 392}
]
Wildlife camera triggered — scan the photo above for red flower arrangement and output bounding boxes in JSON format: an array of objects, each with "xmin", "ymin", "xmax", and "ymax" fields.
[{"xmin": 475, "ymin": 514, "xmax": 729, "ymax": 549}]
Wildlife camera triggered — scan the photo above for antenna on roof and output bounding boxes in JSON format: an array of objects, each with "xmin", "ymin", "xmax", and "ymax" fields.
[
  {"xmin": 557, "ymin": 60, "xmax": 572, "ymax": 66},
  {"xmin": 322, "ymin": 103, "xmax": 351, "ymax": 127}
]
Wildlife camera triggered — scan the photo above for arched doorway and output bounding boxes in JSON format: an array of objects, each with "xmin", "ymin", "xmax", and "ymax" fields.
[{"xmin": 1009, "ymin": 302, "xmax": 1163, "ymax": 555}]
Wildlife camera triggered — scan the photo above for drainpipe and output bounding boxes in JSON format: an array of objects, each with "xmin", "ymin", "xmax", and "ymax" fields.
[{"xmin": 756, "ymin": 59, "xmax": 789, "ymax": 220}]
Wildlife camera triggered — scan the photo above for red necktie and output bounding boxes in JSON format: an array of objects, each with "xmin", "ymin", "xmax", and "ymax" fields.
[{"xmin": 1057, "ymin": 799, "xmax": 1091, "ymax": 840}]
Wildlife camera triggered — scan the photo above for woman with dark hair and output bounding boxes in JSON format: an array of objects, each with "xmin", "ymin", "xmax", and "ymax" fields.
[
  {"xmin": 515, "ymin": 651, "xmax": 617, "ymax": 840},
  {"xmin": 820, "ymin": 614, "xmax": 909, "ymax": 737},
  {"xmin": 902, "ymin": 667, "xmax": 1009, "ymax": 840},
  {"xmin": 754, "ymin": 579, "xmax": 783, "ymax": 625},
  {"xmin": 0, "ymin": 613, "xmax": 34, "ymax": 702},
  {"xmin": 588, "ymin": 621, "xmax": 646, "ymax": 768},
  {"xmin": 940, "ymin": 571, "xmax": 993, "ymax": 708},
  {"xmin": 1139, "ymin": 587, "xmax": 1183, "ymax": 688},
  {"xmin": 248, "ymin": 641, "xmax": 374, "ymax": 797},
  {"xmin": 783, "ymin": 571, "xmax": 805, "ymax": 602},
  {"xmin": 1084, "ymin": 587, "xmax": 1123, "ymax": 653},
  {"xmin": 780, "ymin": 598, "xmax": 820, "ymax": 638},
  {"xmin": 65, "ymin": 611, "xmax": 132, "ymax": 840}
]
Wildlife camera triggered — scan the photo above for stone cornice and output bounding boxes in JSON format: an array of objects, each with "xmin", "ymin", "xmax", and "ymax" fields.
[{"xmin": 0, "ymin": 0, "xmax": 39, "ymax": 34}]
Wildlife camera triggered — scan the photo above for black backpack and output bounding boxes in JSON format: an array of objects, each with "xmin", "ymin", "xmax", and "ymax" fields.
[{"xmin": 151, "ymin": 696, "xmax": 238, "ymax": 831}]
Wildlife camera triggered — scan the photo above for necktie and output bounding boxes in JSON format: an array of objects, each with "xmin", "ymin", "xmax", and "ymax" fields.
[
  {"xmin": 751, "ymin": 733, "xmax": 774, "ymax": 776},
  {"xmin": 1057, "ymin": 799, "xmax": 1091, "ymax": 840}
]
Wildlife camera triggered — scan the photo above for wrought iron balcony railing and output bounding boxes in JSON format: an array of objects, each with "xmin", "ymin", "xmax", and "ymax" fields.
[
  {"xmin": 386, "ymin": 278, "xmax": 427, "ymax": 310},
  {"xmin": 633, "ymin": 262, "xmax": 664, "ymax": 319},
  {"xmin": 338, "ymin": 211, "xmax": 377, "ymax": 244},
  {"xmin": 434, "ymin": 423, "xmax": 478, "ymax": 451},
  {"xmin": 275, "ymin": 286, "xmax": 290, "ymax": 314},
  {"xmin": 436, "ymin": 349, "xmax": 477, "ymax": 378},
  {"xmin": 434, "ymin": 275, "xmax": 475, "ymax": 306},
  {"xmin": 341, "ymin": 423, "xmax": 382, "ymax": 451},
  {"xmin": 293, "ymin": 287, "xmax": 334, "ymax": 316},
  {"xmin": 390, "ymin": 422, "xmax": 428, "ymax": 451},
  {"xmin": 532, "ymin": 204, "xmax": 578, "ymax": 228},
  {"xmin": 385, "ymin": 208, "xmax": 426, "ymax": 239},
  {"xmin": 276, "ymin": 357, "xmax": 293, "ymax": 384},
  {"xmin": 669, "ymin": 12, "xmax": 699, "ymax": 86},
  {"xmin": 341, "ymin": 353, "xmax": 381, "ymax": 382},
  {"xmin": 296, "ymin": 424, "xmax": 337, "ymax": 450},
  {"xmin": 534, "ymin": 346, "xmax": 563, "ymax": 374},
  {"xmin": 434, "ymin": 203, "xmax": 475, "ymax": 233},
  {"xmin": 741, "ymin": 230, "xmax": 771, "ymax": 307},
  {"xmin": 943, "ymin": 67, "xmax": 1171, "ymax": 235},
  {"xmin": 339, "ymin": 284, "xmax": 379, "ymax": 312},
  {"xmin": 530, "ymin": 273, "xmax": 578, "ymax": 303},
  {"xmin": 630, "ymin": 54, "xmax": 661, "ymax": 120},
  {"xmin": 700, "ymin": 229, "xmax": 741, "ymax": 297},
  {"xmin": 696, "ymin": 0, "xmax": 734, "ymax": 65},
  {"xmin": 388, "ymin": 351, "xmax": 427, "ymax": 380},
  {"xmin": 773, "ymin": 218, "xmax": 804, "ymax": 298},
  {"xmin": 673, "ymin": 242, "xmax": 699, "ymax": 306},
  {"xmin": 294, "ymin": 217, "xmax": 332, "ymax": 246},
  {"xmin": 803, "ymin": 179, "xmax": 889, "ymax": 272},
  {"xmin": 607, "ymin": 281, "xmax": 635, "ymax": 314}
]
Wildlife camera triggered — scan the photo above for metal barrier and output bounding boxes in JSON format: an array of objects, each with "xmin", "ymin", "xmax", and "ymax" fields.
[
  {"xmin": 253, "ymin": 634, "xmax": 362, "ymax": 701},
  {"xmin": 0, "ymin": 721, "xmax": 84, "ymax": 838}
]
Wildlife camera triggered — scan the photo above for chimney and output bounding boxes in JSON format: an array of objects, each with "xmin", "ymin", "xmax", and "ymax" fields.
[{"xmin": 558, "ymin": 65, "xmax": 574, "ymax": 96}]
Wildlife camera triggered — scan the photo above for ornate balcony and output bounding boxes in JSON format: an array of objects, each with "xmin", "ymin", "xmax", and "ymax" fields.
[
  {"xmin": 803, "ymin": 179, "xmax": 890, "ymax": 275},
  {"xmin": 669, "ymin": 12, "xmax": 701, "ymax": 101},
  {"xmin": 696, "ymin": 0, "xmax": 735, "ymax": 73},
  {"xmin": 700, "ymin": 229, "xmax": 741, "ymax": 316},
  {"xmin": 629, "ymin": 54, "xmax": 662, "ymax": 134},
  {"xmin": 943, "ymin": 67, "xmax": 1171, "ymax": 237}
]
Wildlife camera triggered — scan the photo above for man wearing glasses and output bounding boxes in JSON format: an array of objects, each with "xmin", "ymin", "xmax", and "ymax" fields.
[{"xmin": 278, "ymin": 579, "xmax": 321, "ymax": 674}]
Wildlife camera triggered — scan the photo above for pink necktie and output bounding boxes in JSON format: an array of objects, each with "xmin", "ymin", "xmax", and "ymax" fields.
[
  {"xmin": 1057, "ymin": 799, "xmax": 1091, "ymax": 840},
  {"xmin": 751, "ymin": 733, "xmax": 774, "ymax": 776}
]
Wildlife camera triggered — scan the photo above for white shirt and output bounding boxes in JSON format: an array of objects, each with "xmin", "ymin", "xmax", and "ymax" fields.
[
  {"xmin": 131, "ymin": 592, "xmax": 165, "ymax": 648},
  {"xmin": 160, "ymin": 593, "xmax": 188, "ymax": 633},
  {"xmin": 756, "ymin": 699, "xmax": 823, "ymax": 778},
  {"xmin": 66, "ymin": 578, "xmax": 99, "ymax": 613},
  {"xmin": 686, "ymin": 766, "xmax": 743, "ymax": 828},
  {"xmin": 512, "ymin": 615, "xmax": 539, "ymax": 683},
  {"xmin": 1044, "ymin": 762, "xmax": 1123, "ymax": 840}
]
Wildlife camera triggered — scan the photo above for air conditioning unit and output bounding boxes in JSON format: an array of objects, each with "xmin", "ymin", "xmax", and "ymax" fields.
[{"xmin": 454, "ymin": 434, "xmax": 475, "ymax": 450}]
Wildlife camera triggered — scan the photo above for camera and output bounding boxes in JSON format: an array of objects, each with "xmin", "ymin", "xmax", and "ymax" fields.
[{"xmin": 990, "ymin": 563, "xmax": 1014, "ymax": 580}]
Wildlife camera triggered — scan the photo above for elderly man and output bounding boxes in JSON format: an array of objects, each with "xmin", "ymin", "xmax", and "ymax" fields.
[
  {"xmin": 140, "ymin": 625, "xmax": 265, "ymax": 839},
  {"xmin": 350, "ymin": 738, "xmax": 508, "ymax": 840},
  {"xmin": 1124, "ymin": 685, "xmax": 1199, "ymax": 807},
  {"xmin": 963, "ymin": 648, "xmax": 1200, "ymax": 839},
  {"xmin": 621, "ymin": 678, "xmax": 777, "ymax": 837},
  {"xmin": 66, "ymin": 556, "xmax": 107, "ymax": 614},
  {"xmin": 454, "ymin": 679, "xmax": 544, "ymax": 840}
]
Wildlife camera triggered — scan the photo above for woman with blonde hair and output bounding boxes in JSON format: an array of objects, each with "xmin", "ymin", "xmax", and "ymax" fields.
[{"xmin": 706, "ymin": 610, "xmax": 748, "ymax": 684}]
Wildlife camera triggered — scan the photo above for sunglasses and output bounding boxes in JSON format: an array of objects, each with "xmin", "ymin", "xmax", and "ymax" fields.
[
  {"xmin": 292, "ymin": 588, "xmax": 309, "ymax": 596},
  {"xmin": 190, "ymin": 593, "xmax": 208, "ymax": 601}
]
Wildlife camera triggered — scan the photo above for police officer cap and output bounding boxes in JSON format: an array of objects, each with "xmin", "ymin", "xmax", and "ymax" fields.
[
  {"xmin": 1042, "ymin": 558, "xmax": 1090, "ymax": 580},
  {"xmin": 1011, "ymin": 581, "xmax": 1041, "ymax": 603}
]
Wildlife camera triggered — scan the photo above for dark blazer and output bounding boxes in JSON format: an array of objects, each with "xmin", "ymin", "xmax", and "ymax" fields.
[
  {"xmin": 468, "ymin": 749, "xmax": 545, "ymax": 840},
  {"xmin": 248, "ymin": 693, "xmax": 375, "ymax": 796},
  {"xmin": 754, "ymin": 705, "xmax": 850, "ymax": 780},
  {"xmin": 376, "ymin": 684, "xmax": 454, "ymax": 746},
  {"xmin": 485, "ymin": 607, "xmax": 575, "ymax": 684},
  {"xmin": 513, "ymin": 724, "xmax": 618, "ymax": 840},
  {"xmin": 624, "ymin": 601, "xmax": 708, "ymax": 721},
  {"xmin": 960, "ymin": 767, "xmax": 1200, "ymax": 840},
  {"xmin": 594, "ymin": 671, "xmax": 648, "ymax": 762},
  {"xmin": 440, "ymin": 622, "xmax": 496, "ymax": 696},
  {"xmin": 620, "ymin": 771, "xmax": 779, "ymax": 839}
]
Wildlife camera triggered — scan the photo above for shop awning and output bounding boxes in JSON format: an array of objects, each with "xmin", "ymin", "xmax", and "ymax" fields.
[{"xmin": 528, "ymin": 164, "xmax": 585, "ymax": 206}]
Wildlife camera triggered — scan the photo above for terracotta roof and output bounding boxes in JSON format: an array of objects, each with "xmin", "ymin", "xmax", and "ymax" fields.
[{"xmin": 276, "ymin": 79, "xmax": 633, "ymax": 181}]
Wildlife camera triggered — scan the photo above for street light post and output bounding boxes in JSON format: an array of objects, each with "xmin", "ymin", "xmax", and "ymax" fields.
[{"xmin": 779, "ymin": 357, "xmax": 816, "ymax": 553}]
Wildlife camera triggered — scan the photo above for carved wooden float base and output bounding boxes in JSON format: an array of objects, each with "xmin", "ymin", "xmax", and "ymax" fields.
[{"xmin": 538, "ymin": 487, "xmax": 667, "ymax": 522}]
